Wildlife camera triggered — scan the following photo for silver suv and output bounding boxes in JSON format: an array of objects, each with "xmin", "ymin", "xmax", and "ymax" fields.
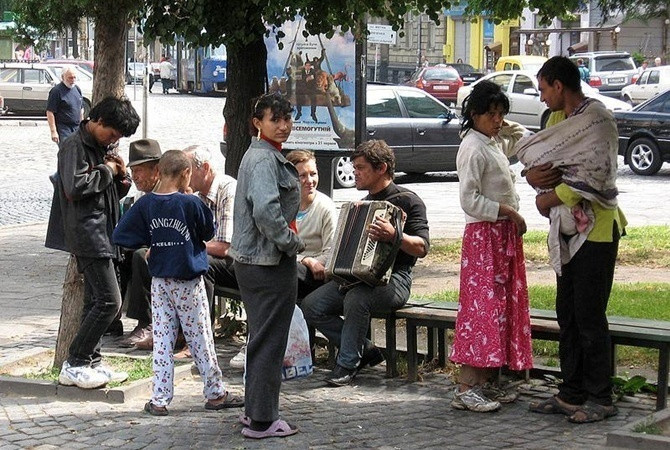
[
  {"xmin": 569, "ymin": 51, "xmax": 637, "ymax": 98},
  {"xmin": 0, "ymin": 61, "xmax": 92, "ymax": 116}
]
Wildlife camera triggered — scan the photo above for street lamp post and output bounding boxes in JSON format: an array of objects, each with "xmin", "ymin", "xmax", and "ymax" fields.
[{"xmin": 611, "ymin": 26, "xmax": 621, "ymax": 51}]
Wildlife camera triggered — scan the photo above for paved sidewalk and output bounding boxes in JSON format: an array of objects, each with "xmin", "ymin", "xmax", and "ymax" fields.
[{"xmin": 0, "ymin": 223, "xmax": 658, "ymax": 448}]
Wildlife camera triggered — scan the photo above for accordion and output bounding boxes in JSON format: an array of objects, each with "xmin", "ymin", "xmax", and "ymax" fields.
[{"xmin": 326, "ymin": 200, "xmax": 404, "ymax": 287}]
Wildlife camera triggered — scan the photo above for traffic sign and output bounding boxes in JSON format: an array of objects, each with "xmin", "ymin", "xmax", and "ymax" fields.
[{"xmin": 367, "ymin": 24, "xmax": 397, "ymax": 45}]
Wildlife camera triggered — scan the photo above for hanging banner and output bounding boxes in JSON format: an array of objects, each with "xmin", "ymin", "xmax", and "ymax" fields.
[{"xmin": 265, "ymin": 17, "xmax": 356, "ymax": 150}]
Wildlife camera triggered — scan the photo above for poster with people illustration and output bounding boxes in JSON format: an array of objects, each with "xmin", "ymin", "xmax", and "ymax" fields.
[{"xmin": 265, "ymin": 17, "xmax": 356, "ymax": 150}]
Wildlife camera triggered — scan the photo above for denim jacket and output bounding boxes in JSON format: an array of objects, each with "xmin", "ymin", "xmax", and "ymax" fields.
[{"xmin": 230, "ymin": 139, "xmax": 305, "ymax": 265}]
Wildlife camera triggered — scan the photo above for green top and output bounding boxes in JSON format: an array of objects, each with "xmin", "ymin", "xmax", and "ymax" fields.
[
  {"xmin": 547, "ymin": 110, "xmax": 626, "ymax": 242},
  {"xmin": 555, "ymin": 183, "xmax": 627, "ymax": 242}
]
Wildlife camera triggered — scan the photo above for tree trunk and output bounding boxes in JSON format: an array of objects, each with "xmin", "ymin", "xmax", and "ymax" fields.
[
  {"xmin": 53, "ymin": 255, "xmax": 84, "ymax": 370},
  {"xmin": 223, "ymin": 33, "xmax": 268, "ymax": 178},
  {"xmin": 91, "ymin": 12, "xmax": 129, "ymax": 103}
]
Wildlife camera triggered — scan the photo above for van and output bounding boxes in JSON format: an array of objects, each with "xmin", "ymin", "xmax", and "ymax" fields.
[
  {"xmin": 494, "ymin": 55, "xmax": 548, "ymax": 73},
  {"xmin": 620, "ymin": 65, "xmax": 670, "ymax": 105},
  {"xmin": 568, "ymin": 51, "xmax": 637, "ymax": 98}
]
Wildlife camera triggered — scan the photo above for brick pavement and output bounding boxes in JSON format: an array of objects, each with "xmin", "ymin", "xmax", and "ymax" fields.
[
  {"xmin": 1, "ymin": 88, "xmax": 667, "ymax": 447},
  {"xmin": 0, "ymin": 223, "xmax": 659, "ymax": 449}
]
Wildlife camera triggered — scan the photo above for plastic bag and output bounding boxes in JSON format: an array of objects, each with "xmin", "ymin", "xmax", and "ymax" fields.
[{"xmin": 281, "ymin": 306, "xmax": 313, "ymax": 380}]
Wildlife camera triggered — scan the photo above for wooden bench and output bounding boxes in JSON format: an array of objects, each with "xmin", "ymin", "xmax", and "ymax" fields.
[
  {"xmin": 213, "ymin": 285, "xmax": 418, "ymax": 379},
  {"xmin": 397, "ymin": 304, "xmax": 670, "ymax": 411}
]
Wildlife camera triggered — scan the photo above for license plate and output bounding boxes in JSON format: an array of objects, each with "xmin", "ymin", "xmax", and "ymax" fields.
[
  {"xmin": 433, "ymin": 86, "xmax": 450, "ymax": 91},
  {"xmin": 609, "ymin": 77, "xmax": 625, "ymax": 84}
]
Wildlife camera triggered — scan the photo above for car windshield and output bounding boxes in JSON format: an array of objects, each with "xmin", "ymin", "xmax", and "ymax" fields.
[
  {"xmin": 522, "ymin": 63, "xmax": 545, "ymax": 73},
  {"xmin": 596, "ymin": 57, "xmax": 635, "ymax": 72},
  {"xmin": 423, "ymin": 67, "xmax": 459, "ymax": 81},
  {"xmin": 449, "ymin": 63, "xmax": 476, "ymax": 75},
  {"xmin": 51, "ymin": 66, "xmax": 93, "ymax": 82}
]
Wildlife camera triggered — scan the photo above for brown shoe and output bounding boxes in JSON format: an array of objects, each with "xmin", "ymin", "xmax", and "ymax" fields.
[
  {"xmin": 134, "ymin": 332, "xmax": 154, "ymax": 350},
  {"xmin": 118, "ymin": 324, "xmax": 152, "ymax": 348}
]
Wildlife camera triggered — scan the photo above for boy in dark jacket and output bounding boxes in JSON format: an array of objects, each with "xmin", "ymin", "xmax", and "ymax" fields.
[
  {"xmin": 46, "ymin": 96, "xmax": 140, "ymax": 389},
  {"xmin": 113, "ymin": 150, "xmax": 243, "ymax": 416}
]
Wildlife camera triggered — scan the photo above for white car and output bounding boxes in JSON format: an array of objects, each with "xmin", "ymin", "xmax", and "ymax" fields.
[
  {"xmin": 621, "ymin": 65, "xmax": 670, "ymax": 105},
  {"xmin": 455, "ymin": 70, "xmax": 632, "ymax": 130}
]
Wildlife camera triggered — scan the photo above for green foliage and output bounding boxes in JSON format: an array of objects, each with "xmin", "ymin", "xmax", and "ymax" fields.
[
  {"xmin": 632, "ymin": 51, "xmax": 646, "ymax": 66},
  {"xmin": 612, "ymin": 374, "xmax": 656, "ymax": 399},
  {"xmin": 632, "ymin": 419, "xmax": 663, "ymax": 435}
]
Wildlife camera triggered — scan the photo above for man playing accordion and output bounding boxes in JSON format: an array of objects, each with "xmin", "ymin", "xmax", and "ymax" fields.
[{"xmin": 301, "ymin": 140, "xmax": 430, "ymax": 386}]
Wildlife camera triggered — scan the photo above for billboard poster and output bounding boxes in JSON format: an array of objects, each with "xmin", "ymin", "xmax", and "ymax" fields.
[{"xmin": 264, "ymin": 17, "xmax": 356, "ymax": 150}]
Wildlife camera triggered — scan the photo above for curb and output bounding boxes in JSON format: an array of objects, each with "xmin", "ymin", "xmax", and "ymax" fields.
[
  {"xmin": 0, "ymin": 363, "xmax": 194, "ymax": 404},
  {"xmin": 606, "ymin": 407, "xmax": 670, "ymax": 449}
]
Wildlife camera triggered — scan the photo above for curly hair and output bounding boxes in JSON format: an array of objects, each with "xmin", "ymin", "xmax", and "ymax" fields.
[
  {"xmin": 460, "ymin": 80, "xmax": 510, "ymax": 134},
  {"xmin": 248, "ymin": 92, "xmax": 293, "ymax": 136},
  {"xmin": 351, "ymin": 140, "xmax": 395, "ymax": 179}
]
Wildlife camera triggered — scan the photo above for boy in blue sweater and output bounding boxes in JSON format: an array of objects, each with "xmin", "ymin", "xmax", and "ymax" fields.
[{"xmin": 113, "ymin": 150, "xmax": 243, "ymax": 416}]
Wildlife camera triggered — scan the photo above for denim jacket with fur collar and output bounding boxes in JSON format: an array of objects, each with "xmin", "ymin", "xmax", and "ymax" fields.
[{"xmin": 230, "ymin": 139, "xmax": 305, "ymax": 265}]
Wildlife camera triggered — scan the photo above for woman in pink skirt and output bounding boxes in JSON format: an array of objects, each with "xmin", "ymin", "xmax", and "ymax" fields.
[{"xmin": 450, "ymin": 80, "xmax": 533, "ymax": 412}]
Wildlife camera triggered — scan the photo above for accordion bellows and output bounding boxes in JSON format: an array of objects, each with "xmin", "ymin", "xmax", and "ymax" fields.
[{"xmin": 326, "ymin": 201, "xmax": 404, "ymax": 287}]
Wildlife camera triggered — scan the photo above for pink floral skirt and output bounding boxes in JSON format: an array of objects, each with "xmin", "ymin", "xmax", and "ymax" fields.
[{"xmin": 450, "ymin": 220, "xmax": 533, "ymax": 371}]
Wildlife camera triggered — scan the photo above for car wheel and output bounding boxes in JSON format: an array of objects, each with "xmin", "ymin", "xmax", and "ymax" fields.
[
  {"xmin": 334, "ymin": 156, "xmax": 355, "ymax": 188},
  {"xmin": 627, "ymin": 137, "xmax": 662, "ymax": 175},
  {"xmin": 624, "ymin": 95, "xmax": 633, "ymax": 106},
  {"xmin": 82, "ymin": 99, "xmax": 91, "ymax": 119}
]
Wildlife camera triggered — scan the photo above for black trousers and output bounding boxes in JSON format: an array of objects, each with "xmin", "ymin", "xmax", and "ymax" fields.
[
  {"xmin": 126, "ymin": 248, "xmax": 152, "ymax": 326},
  {"xmin": 556, "ymin": 238, "xmax": 619, "ymax": 406},
  {"xmin": 69, "ymin": 256, "xmax": 122, "ymax": 367},
  {"xmin": 234, "ymin": 255, "xmax": 297, "ymax": 422}
]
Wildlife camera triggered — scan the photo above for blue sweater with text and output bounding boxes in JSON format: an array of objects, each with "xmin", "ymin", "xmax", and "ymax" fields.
[{"xmin": 113, "ymin": 192, "xmax": 214, "ymax": 280}]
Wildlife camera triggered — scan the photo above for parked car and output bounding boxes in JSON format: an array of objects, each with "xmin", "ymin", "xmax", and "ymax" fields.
[
  {"xmin": 0, "ymin": 62, "xmax": 93, "ymax": 117},
  {"xmin": 126, "ymin": 62, "xmax": 147, "ymax": 84},
  {"xmin": 455, "ymin": 70, "xmax": 632, "ymax": 131},
  {"xmin": 494, "ymin": 55, "xmax": 547, "ymax": 72},
  {"xmin": 569, "ymin": 51, "xmax": 637, "ymax": 98},
  {"xmin": 45, "ymin": 63, "xmax": 94, "ymax": 96},
  {"xmin": 406, "ymin": 64, "xmax": 463, "ymax": 104},
  {"xmin": 621, "ymin": 65, "xmax": 670, "ymax": 105},
  {"xmin": 615, "ymin": 89, "xmax": 670, "ymax": 175},
  {"xmin": 219, "ymin": 84, "xmax": 462, "ymax": 188},
  {"xmin": 42, "ymin": 59, "xmax": 94, "ymax": 75},
  {"xmin": 446, "ymin": 62, "xmax": 484, "ymax": 85}
]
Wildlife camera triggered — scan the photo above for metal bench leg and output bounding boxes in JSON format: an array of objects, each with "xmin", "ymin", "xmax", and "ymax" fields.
[
  {"xmin": 406, "ymin": 320, "xmax": 418, "ymax": 382},
  {"xmin": 610, "ymin": 341, "xmax": 617, "ymax": 377},
  {"xmin": 437, "ymin": 329, "xmax": 446, "ymax": 367},
  {"xmin": 657, "ymin": 344, "xmax": 669, "ymax": 411},
  {"xmin": 385, "ymin": 314, "xmax": 398, "ymax": 378},
  {"xmin": 427, "ymin": 328, "xmax": 438, "ymax": 361}
]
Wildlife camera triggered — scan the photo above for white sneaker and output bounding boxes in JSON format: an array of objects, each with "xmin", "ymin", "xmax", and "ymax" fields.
[
  {"xmin": 96, "ymin": 365, "xmax": 129, "ymax": 383},
  {"xmin": 58, "ymin": 361, "xmax": 109, "ymax": 389},
  {"xmin": 451, "ymin": 386, "xmax": 501, "ymax": 412},
  {"xmin": 229, "ymin": 344, "xmax": 246, "ymax": 369}
]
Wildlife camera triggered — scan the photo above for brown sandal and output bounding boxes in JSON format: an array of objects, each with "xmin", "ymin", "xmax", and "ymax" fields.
[
  {"xmin": 529, "ymin": 396, "xmax": 580, "ymax": 415},
  {"xmin": 205, "ymin": 391, "xmax": 244, "ymax": 410},
  {"xmin": 568, "ymin": 400, "xmax": 618, "ymax": 424}
]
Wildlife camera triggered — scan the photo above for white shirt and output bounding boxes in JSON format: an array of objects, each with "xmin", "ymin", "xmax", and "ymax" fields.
[{"xmin": 456, "ymin": 129, "xmax": 520, "ymax": 224}]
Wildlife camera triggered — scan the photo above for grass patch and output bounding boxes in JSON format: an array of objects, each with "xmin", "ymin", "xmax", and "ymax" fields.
[
  {"xmin": 632, "ymin": 420, "xmax": 663, "ymax": 435},
  {"xmin": 428, "ymin": 225, "xmax": 670, "ymax": 268},
  {"xmin": 21, "ymin": 356, "xmax": 164, "ymax": 387},
  {"xmin": 427, "ymin": 282, "xmax": 670, "ymax": 368}
]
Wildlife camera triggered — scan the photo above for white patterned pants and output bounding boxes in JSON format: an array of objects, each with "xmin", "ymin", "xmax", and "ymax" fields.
[{"xmin": 150, "ymin": 276, "xmax": 225, "ymax": 406}]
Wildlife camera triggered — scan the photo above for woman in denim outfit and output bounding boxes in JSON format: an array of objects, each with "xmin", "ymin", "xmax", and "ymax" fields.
[{"xmin": 230, "ymin": 93, "xmax": 305, "ymax": 439}]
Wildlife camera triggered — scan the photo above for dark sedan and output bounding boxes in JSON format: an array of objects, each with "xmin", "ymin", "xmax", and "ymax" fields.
[
  {"xmin": 615, "ymin": 89, "xmax": 670, "ymax": 175},
  {"xmin": 447, "ymin": 62, "xmax": 484, "ymax": 86},
  {"xmin": 333, "ymin": 83, "xmax": 461, "ymax": 187}
]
